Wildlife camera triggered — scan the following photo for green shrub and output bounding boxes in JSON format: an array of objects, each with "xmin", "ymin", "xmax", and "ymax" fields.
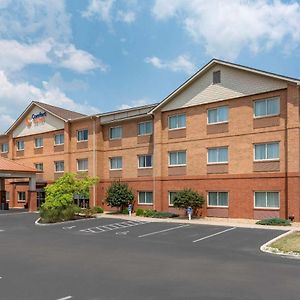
[
  {"xmin": 81, "ymin": 207, "xmax": 97, "ymax": 217},
  {"xmin": 105, "ymin": 182, "xmax": 134, "ymax": 212},
  {"xmin": 152, "ymin": 211, "xmax": 179, "ymax": 218},
  {"xmin": 61, "ymin": 206, "xmax": 76, "ymax": 220},
  {"xmin": 135, "ymin": 208, "xmax": 144, "ymax": 216},
  {"xmin": 40, "ymin": 206, "xmax": 78, "ymax": 223},
  {"xmin": 143, "ymin": 209, "xmax": 156, "ymax": 217},
  {"xmin": 94, "ymin": 206, "xmax": 104, "ymax": 213},
  {"xmin": 121, "ymin": 208, "xmax": 129, "ymax": 215},
  {"xmin": 173, "ymin": 188, "xmax": 204, "ymax": 214},
  {"xmin": 256, "ymin": 218, "xmax": 291, "ymax": 226}
]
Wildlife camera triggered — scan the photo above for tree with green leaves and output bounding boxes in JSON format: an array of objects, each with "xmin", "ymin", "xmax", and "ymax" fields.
[
  {"xmin": 173, "ymin": 188, "xmax": 204, "ymax": 215},
  {"xmin": 105, "ymin": 181, "xmax": 134, "ymax": 212},
  {"xmin": 43, "ymin": 173, "xmax": 99, "ymax": 210}
]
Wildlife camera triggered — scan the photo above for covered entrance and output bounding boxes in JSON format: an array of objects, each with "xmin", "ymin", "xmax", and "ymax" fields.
[{"xmin": 0, "ymin": 157, "xmax": 39, "ymax": 212}]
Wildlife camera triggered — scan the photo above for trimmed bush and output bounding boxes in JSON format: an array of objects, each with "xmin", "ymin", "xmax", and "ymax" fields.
[
  {"xmin": 121, "ymin": 208, "xmax": 129, "ymax": 215},
  {"xmin": 152, "ymin": 211, "xmax": 179, "ymax": 218},
  {"xmin": 94, "ymin": 206, "xmax": 104, "ymax": 213},
  {"xmin": 256, "ymin": 218, "xmax": 291, "ymax": 226},
  {"xmin": 39, "ymin": 205, "xmax": 78, "ymax": 223},
  {"xmin": 136, "ymin": 208, "xmax": 144, "ymax": 216},
  {"xmin": 135, "ymin": 209, "xmax": 179, "ymax": 219}
]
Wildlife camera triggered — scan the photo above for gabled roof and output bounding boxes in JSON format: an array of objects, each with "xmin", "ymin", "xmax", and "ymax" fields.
[
  {"xmin": 5, "ymin": 101, "xmax": 86, "ymax": 135},
  {"xmin": 149, "ymin": 58, "xmax": 300, "ymax": 113},
  {"xmin": 0, "ymin": 157, "xmax": 38, "ymax": 173}
]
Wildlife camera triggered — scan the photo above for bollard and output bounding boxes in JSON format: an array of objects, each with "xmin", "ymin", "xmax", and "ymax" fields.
[
  {"xmin": 187, "ymin": 206, "xmax": 192, "ymax": 221},
  {"xmin": 128, "ymin": 204, "xmax": 132, "ymax": 217}
]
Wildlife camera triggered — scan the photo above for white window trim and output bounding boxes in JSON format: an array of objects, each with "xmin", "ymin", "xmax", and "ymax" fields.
[
  {"xmin": 109, "ymin": 157, "xmax": 123, "ymax": 170},
  {"xmin": 253, "ymin": 191, "xmax": 280, "ymax": 210},
  {"xmin": 34, "ymin": 138, "xmax": 44, "ymax": 149},
  {"xmin": 137, "ymin": 121, "xmax": 153, "ymax": 136},
  {"xmin": 253, "ymin": 97, "xmax": 280, "ymax": 119},
  {"xmin": 168, "ymin": 191, "xmax": 178, "ymax": 207},
  {"xmin": 207, "ymin": 106, "xmax": 229, "ymax": 125},
  {"xmin": 34, "ymin": 163, "xmax": 44, "ymax": 171},
  {"xmin": 168, "ymin": 151, "xmax": 187, "ymax": 167},
  {"xmin": 109, "ymin": 126, "xmax": 122, "ymax": 140},
  {"xmin": 17, "ymin": 191, "xmax": 26, "ymax": 203},
  {"xmin": 16, "ymin": 141, "xmax": 24, "ymax": 151},
  {"xmin": 54, "ymin": 161, "xmax": 65, "ymax": 173},
  {"xmin": 168, "ymin": 113, "xmax": 186, "ymax": 131},
  {"xmin": 253, "ymin": 142, "xmax": 280, "ymax": 162},
  {"xmin": 138, "ymin": 191, "xmax": 153, "ymax": 205},
  {"xmin": 0, "ymin": 144, "xmax": 8, "ymax": 153},
  {"xmin": 207, "ymin": 147, "xmax": 228, "ymax": 164},
  {"xmin": 77, "ymin": 159, "xmax": 88, "ymax": 172},
  {"xmin": 77, "ymin": 129, "xmax": 89, "ymax": 143},
  {"xmin": 54, "ymin": 134, "xmax": 64, "ymax": 146},
  {"xmin": 137, "ymin": 155, "xmax": 153, "ymax": 169},
  {"xmin": 207, "ymin": 191, "xmax": 229, "ymax": 208}
]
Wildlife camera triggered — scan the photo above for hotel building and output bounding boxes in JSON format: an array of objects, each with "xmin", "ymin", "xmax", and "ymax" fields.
[{"xmin": 0, "ymin": 59, "xmax": 300, "ymax": 221}]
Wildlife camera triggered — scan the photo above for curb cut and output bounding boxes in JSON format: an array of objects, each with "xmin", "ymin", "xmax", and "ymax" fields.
[{"xmin": 260, "ymin": 230, "xmax": 300, "ymax": 259}]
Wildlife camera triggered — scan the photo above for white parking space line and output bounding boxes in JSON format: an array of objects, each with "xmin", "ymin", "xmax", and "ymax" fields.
[
  {"xmin": 193, "ymin": 227, "xmax": 236, "ymax": 243},
  {"xmin": 0, "ymin": 229, "xmax": 4, "ymax": 232},
  {"xmin": 138, "ymin": 224, "xmax": 190, "ymax": 238},
  {"xmin": 56, "ymin": 296, "xmax": 72, "ymax": 300}
]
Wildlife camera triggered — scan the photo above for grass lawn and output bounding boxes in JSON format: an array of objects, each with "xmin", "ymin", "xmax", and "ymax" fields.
[{"xmin": 271, "ymin": 231, "xmax": 300, "ymax": 254}]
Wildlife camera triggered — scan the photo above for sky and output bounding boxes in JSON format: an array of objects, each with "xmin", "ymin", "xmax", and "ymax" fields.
[{"xmin": 0, "ymin": 0, "xmax": 300, "ymax": 133}]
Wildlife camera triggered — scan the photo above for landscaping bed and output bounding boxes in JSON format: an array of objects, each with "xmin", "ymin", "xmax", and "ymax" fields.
[
  {"xmin": 136, "ymin": 208, "xmax": 179, "ymax": 218},
  {"xmin": 270, "ymin": 231, "xmax": 300, "ymax": 254}
]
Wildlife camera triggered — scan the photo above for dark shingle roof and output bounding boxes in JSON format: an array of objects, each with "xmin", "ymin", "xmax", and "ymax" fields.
[{"xmin": 34, "ymin": 101, "xmax": 86, "ymax": 120}]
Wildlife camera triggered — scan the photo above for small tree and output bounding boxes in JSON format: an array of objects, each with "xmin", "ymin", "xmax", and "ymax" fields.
[
  {"xmin": 43, "ymin": 173, "xmax": 98, "ymax": 210},
  {"xmin": 173, "ymin": 188, "xmax": 204, "ymax": 215},
  {"xmin": 105, "ymin": 181, "xmax": 134, "ymax": 212}
]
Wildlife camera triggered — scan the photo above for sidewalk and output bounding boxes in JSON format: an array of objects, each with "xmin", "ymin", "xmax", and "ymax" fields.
[{"xmin": 98, "ymin": 212, "xmax": 300, "ymax": 231}]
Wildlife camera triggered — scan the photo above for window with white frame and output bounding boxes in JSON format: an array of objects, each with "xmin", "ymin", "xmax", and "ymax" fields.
[
  {"xmin": 77, "ymin": 159, "xmax": 88, "ymax": 171},
  {"xmin": 34, "ymin": 163, "xmax": 43, "ymax": 171},
  {"xmin": 109, "ymin": 126, "xmax": 122, "ymax": 140},
  {"xmin": 6, "ymin": 191, "xmax": 10, "ymax": 202},
  {"xmin": 77, "ymin": 129, "xmax": 88, "ymax": 142},
  {"xmin": 1, "ymin": 143, "xmax": 8, "ymax": 153},
  {"xmin": 208, "ymin": 192, "xmax": 229, "ymax": 207},
  {"xmin": 168, "ymin": 114, "xmax": 186, "ymax": 130},
  {"xmin": 138, "ymin": 155, "xmax": 152, "ymax": 168},
  {"xmin": 254, "ymin": 97, "xmax": 280, "ymax": 117},
  {"xmin": 35, "ymin": 138, "xmax": 43, "ymax": 148},
  {"xmin": 169, "ymin": 191, "xmax": 178, "ymax": 206},
  {"xmin": 208, "ymin": 147, "xmax": 228, "ymax": 164},
  {"xmin": 254, "ymin": 191, "xmax": 279, "ymax": 208},
  {"xmin": 54, "ymin": 134, "xmax": 64, "ymax": 145},
  {"xmin": 54, "ymin": 161, "xmax": 64, "ymax": 173},
  {"xmin": 169, "ymin": 151, "xmax": 186, "ymax": 166},
  {"xmin": 18, "ymin": 191, "xmax": 26, "ymax": 202},
  {"xmin": 110, "ymin": 157, "xmax": 122, "ymax": 170},
  {"xmin": 254, "ymin": 142, "xmax": 279, "ymax": 161},
  {"xmin": 207, "ymin": 106, "xmax": 228, "ymax": 124},
  {"xmin": 138, "ymin": 121, "xmax": 153, "ymax": 136},
  {"xmin": 16, "ymin": 140, "xmax": 24, "ymax": 151},
  {"xmin": 138, "ymin": 191, "xmax": 153, "ymax": 204}
]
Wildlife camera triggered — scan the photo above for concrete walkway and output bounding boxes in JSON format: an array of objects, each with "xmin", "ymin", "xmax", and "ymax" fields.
[{"xmin": 99, "ymin": 212, "xmax": 300, "ymax": 231}]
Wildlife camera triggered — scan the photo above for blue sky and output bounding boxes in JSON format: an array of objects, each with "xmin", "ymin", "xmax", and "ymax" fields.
[{"xmin": 0, "ymin": 0, "xmax": 300, "ymax": 133}]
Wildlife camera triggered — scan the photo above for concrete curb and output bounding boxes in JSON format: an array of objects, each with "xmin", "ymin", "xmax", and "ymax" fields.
[
  {"xmin": 98, "ymin": 213, "xmax": 297, "ymax": 231},
  {"xmin": 260, "ymin": 230, "xmax": 300, "ymax": 259},
  {"xmin": 35, "ymin": 216, "xmax": 97, "ymax": 226}
]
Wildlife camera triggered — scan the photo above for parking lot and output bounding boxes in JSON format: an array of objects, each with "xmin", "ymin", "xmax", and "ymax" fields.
[{"xmin": 0, "ymin": 213, "xmax": 299, "ymax": 300}]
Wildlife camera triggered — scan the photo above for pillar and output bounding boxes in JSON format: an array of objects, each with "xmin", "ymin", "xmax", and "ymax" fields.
[
  {"xmin": 0, "ymin": 178, "xmax": 6, "ymax": 205},
  {"xmin": 28, "ymin": 176, "xmax": 37, "ymax": 212}
]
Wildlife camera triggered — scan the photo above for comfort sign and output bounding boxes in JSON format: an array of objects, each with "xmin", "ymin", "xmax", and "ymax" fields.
[{"xmin": 26, "ymin": 111, "xmax": 47, "ymax": 127}]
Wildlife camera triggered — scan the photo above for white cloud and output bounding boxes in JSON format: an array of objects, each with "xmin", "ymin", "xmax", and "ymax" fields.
[
  {"xmin": 118, "ymin": 98, "xmax": 151, "ymax": 110},
  {"xmin": 152, "ymin": 0, "xmax": 300, "ymax": 59},
  {"xmin": 82, "ymin": 0, "xmax": 115, "ymax": 23},
  {"xmin": 117, "ymin": 10, "xmax": 136, "ymax": 23},
  {"xmin": 0, "ymin": 71, "xmax": 100, "ymax": 133},
  {"xmin": 145, "ymin": 55, "xmax": 196, "ymax": 74}
]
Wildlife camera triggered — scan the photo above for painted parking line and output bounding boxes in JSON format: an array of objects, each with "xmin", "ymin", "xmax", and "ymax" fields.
[
  {"xmin": 192, "ymin": 227, "xmax": 236, "ymax": 243},
  {"xmin": 79, "ymin": 220, "xmax": 149, "ymax": 234},
  {"xmin": 56, "ymin": 296, "xmax": 72, "ymax": 300},
  {"xmin": 138, "ymin": 224, "xmax": 190, "ymax": 238}
]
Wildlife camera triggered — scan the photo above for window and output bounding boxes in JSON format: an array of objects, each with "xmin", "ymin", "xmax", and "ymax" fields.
[
  {"xmin": 6, "ymin": 191, "xmax": 10, "ymax": 202},
  {"xmin": 169, "ymin": 191, "xmax": 178, "ymax": 206},
  {"xmin": 138, "ymin": 155, "xmax": 152, "ymax": 168},
  {"xmin": 16, "ymin": 140, "xmax": 24, "ymax": 151},
  {"xmin": 77, "ymin": 129, "xmax": 88, "ymax": 142},
  {"xmin": 213, "ymin": 70, "xmax": 221, "ymax": 84},
  {"xmin": 109, "ymin": 127, "xmax": 122, "ymax": 140},
  {"xmin": 35, "ymin": 163, "xmax": 43, "ymax": 171},
  {"xmin": 168, "ymin": 114, "xmax": 186, "ymax": 130},
  {"xmin": 1, "ymin": 143, "xmax": 8, "ymax": 153},
  {"xmin": 138, "ymin": 192, "xmax": 153, "ymax": 205},
  {"xmin": 54, "ymin": 134, "xmax": 64, "ymax": 145},
  {"xmin": 207, "ymin": 106, "xmax": 228, "ymax": 124},
  {"xmin": 208, "ymin": 192, "xmax": 229, "ymax": 207},
  {"xmin": 254, "ymin": 192, "xmax": 279, "ymax": 208},
  {"xmin": 54, "ymin": 161, "xmax": 64, "ymax": 173},
  {"xmin": 18, "ymin": 191, "xmax": 26, "ymax": 202},
  {"xmin": 254, "ymin": 143, "xmax": 279, "ymax": 161},
  {"xmin": 138, "ymin": 121, "xmax": 153, "ymax": 136},
  {"xmin": 208, "ymin": 147, "xmax": 228, "ymax": 164},
  {"xmin": 110, "ymin": 157, "xmax": 122, "ymax": 170},
  {"xmin": 35, "ymin": 138, "xmax": 43, "ymax": 148},
  {"xmin": 77, "ymin": 159, "xmax": 88, "ymax": 171},
  {"xmin": 254, "ymin": 97, "xmax": 280, "ymax": 117},
  {"xmin": 169, "ymin": 151, "xmax": 186, "ymax": 166}
]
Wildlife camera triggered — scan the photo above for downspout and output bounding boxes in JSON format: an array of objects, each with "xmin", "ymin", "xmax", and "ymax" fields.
[
  {"xmin": 92, "ymin": 116, "xmax": 96, "ymax": 207},
  {"xmin": 151, "ymin": 114, "xmax": 156, "ymax": 211},
  {"xmin": 284, "ymin": 94, "xmax": 288, "ymax": 220}
]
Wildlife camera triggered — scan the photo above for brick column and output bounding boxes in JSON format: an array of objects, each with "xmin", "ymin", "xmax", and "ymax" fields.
[
  {"xmin": 0, "ymin": 178, "xmax": 5, "ymax": 207},
  {"xmin": 28, "ymin": 191, "xmax": 37, "ymax": 212}
]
